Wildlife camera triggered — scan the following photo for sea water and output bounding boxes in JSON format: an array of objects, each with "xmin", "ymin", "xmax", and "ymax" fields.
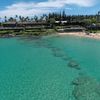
[{"xmin": 0, "ymin": 35, "xmax": 100, "ymax": 100}]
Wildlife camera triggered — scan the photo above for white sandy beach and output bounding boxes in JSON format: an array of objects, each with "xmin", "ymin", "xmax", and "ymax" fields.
[{"xmin": 58, "ymin": 32, "xmax": 100, "ymax": 39}]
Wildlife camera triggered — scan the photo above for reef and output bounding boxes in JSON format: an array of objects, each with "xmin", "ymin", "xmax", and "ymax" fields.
[
  {"xmin": 72, "ymin": 75, "xmax": 100, "ymax": 100},
  {"xmin": 52, "ymin": 50, "xmax": 65, "ymax": 58},
  {"xmin": 67, "ymin": 60, "xmax": 80, "ymax": 70}
]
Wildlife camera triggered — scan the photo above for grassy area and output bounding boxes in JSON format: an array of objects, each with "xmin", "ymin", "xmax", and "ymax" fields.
[
  {"xmin": 0, "ymin": 28, "xmax": 57, "ymax": 37},
  {"xmin": 0, "ymin": 30, "xmax": 15, "ymax": 36}
]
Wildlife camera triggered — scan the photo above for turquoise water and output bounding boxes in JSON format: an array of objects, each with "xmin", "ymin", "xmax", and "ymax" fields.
[{"xmin": 0, "ymin": 35, "xmax": 100, "ymax": 100}]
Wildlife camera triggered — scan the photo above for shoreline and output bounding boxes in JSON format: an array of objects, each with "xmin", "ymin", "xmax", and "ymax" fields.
[
  {"xmin": 1, "ymin": 32, "xmax": 100, "ymax": 40},
  {"xmin": 58, "ymin": 32, "xmax": 100, "ymax": 39}
]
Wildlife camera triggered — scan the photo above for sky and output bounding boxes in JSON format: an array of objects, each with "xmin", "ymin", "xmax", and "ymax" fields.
[{"xmin": 0, "ymin": 0, "xmax": 100, "ymax": 17}]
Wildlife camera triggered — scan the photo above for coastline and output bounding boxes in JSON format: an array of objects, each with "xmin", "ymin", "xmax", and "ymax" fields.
[
  {"xmin": 58, "ymin": 32, "xmax": 100, "ymax": 39},
  {"xmin": 1, "ymin": 31, "xmax": 100, "ymax": 40}
]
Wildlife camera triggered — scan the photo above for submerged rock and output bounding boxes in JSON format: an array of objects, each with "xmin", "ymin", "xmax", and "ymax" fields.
[
  {"xmin": 51, "ymin": 48, "xmax": 62, "ymax": 52},
  {"xmin": 72, "ymin": 75, "xmax": 100, "ymax": 100},
  {"xmin": 62, "ymin": 56, "xmax": 71, "ymax": 61},
  {"xmin": 51, "ymin": 48, "xmax": 66, "ymax": 58},
  {"xmin": 52, "ymin": 51, "xmax": 65, "ymax": 58},
  {"xmin": 68, "ymin": 60, "xmax": 80, "ymax": 70}
]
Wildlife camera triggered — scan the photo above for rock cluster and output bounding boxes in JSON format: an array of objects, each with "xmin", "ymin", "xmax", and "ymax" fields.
[
  {"xmin": 68, "ymin": 60, "xmax": 80, "ymax": 70},
  {"xmin": 72, "ymin": 75, "xmax": 100, "ymax": 100}
]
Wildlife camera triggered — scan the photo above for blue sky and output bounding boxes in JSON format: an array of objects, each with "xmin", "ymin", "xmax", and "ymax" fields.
[{"xmin": 0, "ymin": 0, "xmax": 100, "ymax": 17}]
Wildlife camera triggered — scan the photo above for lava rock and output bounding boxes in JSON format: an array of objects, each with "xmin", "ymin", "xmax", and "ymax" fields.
[{"xmin": 68, "ymin": 60, "xmax": 80, "ymax": 70}]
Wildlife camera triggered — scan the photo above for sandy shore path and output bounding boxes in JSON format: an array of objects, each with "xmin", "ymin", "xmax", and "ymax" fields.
[{"xmin": 58, "ymin": 32, "xmax": 100, "ymax": 39}]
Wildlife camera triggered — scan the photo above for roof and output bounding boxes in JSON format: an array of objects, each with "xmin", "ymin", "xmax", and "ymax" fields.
[{"xmin": 3, "ymin": 21, "xmax": 47, "ymax": 25}]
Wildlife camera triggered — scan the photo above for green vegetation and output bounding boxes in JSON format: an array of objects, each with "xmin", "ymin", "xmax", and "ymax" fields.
[
  {"xmin": 0, "ymin": 11, "xmax": 100, "ymax": 37},
  {"xmin": 19, "ymin": 29, "xmax": 56, "ymax": 36},
  {"xmin": 0, "ymin": 30, "xmax": 14, "ymax": 35},
  {"xmin": 0, "ymin": 28, "xmax": 57, "ymax": 37}
]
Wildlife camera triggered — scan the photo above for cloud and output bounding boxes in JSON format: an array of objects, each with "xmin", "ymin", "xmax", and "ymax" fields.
[
  {"xmin": 0, "ymin": 0, "xmax": 96, "ymax": 17},
  {"xmin": 51, "ymin": 0, "xmax": 96, "ymax": 7}
]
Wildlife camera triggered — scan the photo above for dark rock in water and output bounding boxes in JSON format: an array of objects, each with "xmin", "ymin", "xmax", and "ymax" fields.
[
  {"xmin": 19, "ymin": 36, "xmax": 42, "ymax": 42},
  {"xmin": 62, "ymin": 56, "xmax": 71, "ymax": 61},
  {"xmin": 51, "ymin": 47, "xmax": 62, "ymax": 57},
  {"xmin": 52, "ymin": 51, "xmax": 64, "ymax": 58},
  {"xmin": 68, "ymin": 60, "xmax": 80, "ymax": 70},
  {"xmin": 41, "ymin": 42, "xmax": 53, "ymax": 48},
  {"xmin": 72, "ymin": 76, "xmax": 100, "ymax": 100},
  {"xmin": 25, "ymin": 36, "xmax": 42, "ymax": 40},
  {"xmin": 51, "ymin": 47, "xmax": 72, "ymax": 62},
  {"xmin": 52, "ymin": 49, "xmax": 67, "ymax": 58},
  {"xmin": 72, "ymin": 75, "xmax": 93, "ymax": 85},
  {"xmin": 51, "ymin": 48, "xmax": 62, "ymax": 52},
  {"xmin": 30, "ymin": 36, "xmax": 42, "ymax": 39}
]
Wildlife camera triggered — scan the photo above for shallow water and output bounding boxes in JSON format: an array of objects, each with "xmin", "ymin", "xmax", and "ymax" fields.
[{"xmin": 0, "ymin": 35, "xmax": 100, "ymax": 100}]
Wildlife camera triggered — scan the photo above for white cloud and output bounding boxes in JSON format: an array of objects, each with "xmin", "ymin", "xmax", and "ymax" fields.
[
  {"xmin": 0, "ymin": 0, "xmax": 96, "ymax": 17},
  {"xmin": 51, "ymin": 0, "xmax": 96, "ymax": 7}
]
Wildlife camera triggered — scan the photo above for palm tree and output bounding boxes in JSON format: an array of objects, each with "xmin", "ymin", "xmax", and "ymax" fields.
[
  {"xmin": 4, "ymin": 16, "xmax": 7, "ymax": 22},
  {"xmin": 8, "ymin": 17, "xmax": 14, "ymax": 22},
  {"xmin": 15, "ymin": 15, "xmax": 18, "ymax": 22},
  {"xmin": 34, "ymin": 15, "xmax": 38, "ymax": 22},
  {"xmin": 97, "ymin": 11, "xmax": 100, "ymax": 22}
]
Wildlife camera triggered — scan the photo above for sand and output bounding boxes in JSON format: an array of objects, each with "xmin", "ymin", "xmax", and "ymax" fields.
[{"xmin": 58, "ymin": 32, "xmax": 100, "ymax": 39}]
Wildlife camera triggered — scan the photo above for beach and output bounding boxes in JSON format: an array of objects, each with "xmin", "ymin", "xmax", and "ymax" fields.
[{"xmin": 58, "ymin": 32, "xmax": 100, "ymax": 39}]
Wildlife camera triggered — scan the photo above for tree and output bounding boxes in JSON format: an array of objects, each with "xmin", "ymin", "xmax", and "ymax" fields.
[
  {"xmin": 48, "ymin": 18, "xmax": 56, "ymax": 28},
  {"xmin": 34, "ymin": 15, "xmax": 38, "ymax": 22},
  {"xmin": 4, "ymin": 16, "xmax": 7, "ymax": 22},
  {"xmin": 8, "ymin": 17, "xmax": 14, "ymax": 22}
]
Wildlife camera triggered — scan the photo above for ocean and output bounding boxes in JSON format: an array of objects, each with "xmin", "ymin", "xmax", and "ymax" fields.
[{"xmin": 0, "ymin": 35, "xmax": 100, "ymax": 100}]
